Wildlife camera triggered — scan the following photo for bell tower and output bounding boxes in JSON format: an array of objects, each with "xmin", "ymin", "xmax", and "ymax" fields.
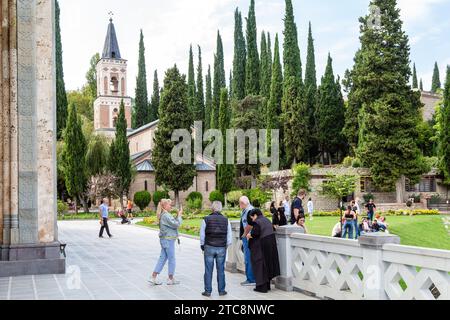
[{"xmin": 94, "ymin": 17, "xmax": 132, "ymax": 137}]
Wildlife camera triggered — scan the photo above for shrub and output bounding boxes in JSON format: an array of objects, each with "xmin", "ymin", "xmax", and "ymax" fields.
[
  {"xmin": 187, "ymin": 192, "xmax": 203, "ymax": 202},
  {"xmin": 153, "ymin": 190, "xmax": 170, "ymax": 207},
  {"xmin": 342, "ymin": 156, "xmax": 353, "ymax": 168},
  {"xmin": 143, "ymin": 217, "xmax": 158, "ymax": 225},
  {"xmin": 187, "ymin": 198, "xmax": 203, "ymax": 213},
  {"xmin": 247, "ymin": 188, "xmax": 271, "ymax": 208},
  {"xmin": 57, "ymin": 200, "xmax": 69, "ymax": 216},
  {"xmin": 209, "ymin": 190, "xmax": 225, "ymax": 204},
  {"xmin": 291, "ymin": 163, "xmax": 311, "ymax": 196},
  {"xmin": 134, "ymin": 191, "xmax": 152, "ymax": 211},
  {"xmin": 227, "ymin": 190, "xmax": 243, "ymax": 207},
  {"xmin": 429, "ymin": 194, "xmax": 443, "ymax": 205},
  {"xmin": 363, "ymin": 193, "xmax": 375, "ymax": 203},
  {"xmin": 351, "ymin": 158, "xmax": 362, "ymax": 168}
]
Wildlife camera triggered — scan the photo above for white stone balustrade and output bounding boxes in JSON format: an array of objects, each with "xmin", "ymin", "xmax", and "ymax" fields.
[{"xmin": 226, "ymin": 221, "xmax": 450, "ymax": 300}]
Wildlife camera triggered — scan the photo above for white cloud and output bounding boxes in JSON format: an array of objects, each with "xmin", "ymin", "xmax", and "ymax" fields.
[{"xmin": 398, "ymin": 0, "xmax": 448, "ymax": 24}]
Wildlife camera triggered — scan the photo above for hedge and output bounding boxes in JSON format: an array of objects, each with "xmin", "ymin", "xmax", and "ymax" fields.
[{"xmin": 134, "ymin": 191, "xmax": 152, "ymax": 210}]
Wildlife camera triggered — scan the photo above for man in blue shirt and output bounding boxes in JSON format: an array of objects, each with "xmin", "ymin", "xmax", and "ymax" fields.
[
  {"xmin": 200, "ymin": 201, "xmax": 232, "ymax": 297},
  {"xmin": 291, "ymin": 189, "xmax": 306, "ymax": 225},
  {"xmin": 239, "ymin": 196, "xmax": 255, "ymax": 286},
  {"xmin": 98, "ymin": 199, "xmax": 113, "ymax": 238}
]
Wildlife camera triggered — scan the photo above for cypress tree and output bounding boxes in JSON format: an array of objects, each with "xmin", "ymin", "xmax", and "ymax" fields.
[
  {"xmin": 439, "ymin": 66, "xmax": 450, "ymax": 183},
  {"xmin": 315, "ymin": 54, "xmax": 345, "ymax": 165},
  {"xmin": 134, "ymin": 30, "xmax": 149, "ymax": 128},
  {"xmin": 217, "ymin": 89, "xmax": 235, "ymax": 203},
  {"xmin": 205, "ymin": 66, "xmax": 213, "ymax": 129},
  {"xmin": 420, "ymin": 78, "xmax": 424, "ymax": 91},
  {"xmin": 412, "ymin": 63, "xmax": 418, "ymax": 89},
  {"xmin": 211, "ymin": 31, "xmax": 226, "ymax": 129},
  {"xmin": 232, "ymin": 9, "xmax": 247, "ymax": 101},
  {"xmin": 260, "ymin": 31, "xmax": 269, "ymax": 98},
  {"xmin": 194, "ymin": 46, "xmax": 205, "ymax": 123},
  {"xmin": 431, "ymin": 62, "xmax": 441, "ymax": 93},
  {"xmin": 149, "ymin": 70, "xmax": 160, "ymax": 122},
  {"xmin": 56, "ymin": 0, "xmax": 68, "ymax": 140},
  {"xmin": 153, "ymin": 66, "xmax": 196, "ymax": 206},
  {"xmin": 266, "ymin": 34, "xmax": 283, "ymax": 149},
  {"xmin": 283, "ymin": 0, "xmax": 302, "ymax": 83},
  {"xmin": 188, "ymin": 45, "xmax": 197, "ymax": 113},
  {"xmin": 62, "ymin": 103, "xmax": 87, "ymax": 214},
  {"xmin": 354, "ymin": 0, "xmax": 425, "ymax": 190},
  {"xmin": 245, "ymin": 0, "xmax": 260, "ymax": 96},
  {"xmin": 304, "ymin": 22, "xmax": 318, "ymax": 163},
  {"xmin": 111, "ymin": 100, "xmax": 132, "ymax": 210}
]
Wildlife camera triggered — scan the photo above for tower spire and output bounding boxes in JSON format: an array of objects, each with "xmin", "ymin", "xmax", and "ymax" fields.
[{"xmin": 102, "ymin": 15, "xmax": 121, "ymax": 59}]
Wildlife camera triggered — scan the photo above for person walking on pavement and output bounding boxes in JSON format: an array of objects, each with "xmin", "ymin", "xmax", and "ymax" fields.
[{"xmin": 99, "ymin": 199, "xmax": 113, "ymax": 238}]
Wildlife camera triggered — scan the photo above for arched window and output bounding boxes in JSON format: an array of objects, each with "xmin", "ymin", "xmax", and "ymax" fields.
[
  {"xmin": 121, "ymin": 77, "xmax": 125, "ymax": 96},
  {"xmin": 110, "ymin": 77, "xmax": 119, "ymax": 93},
  {"xmin": 144, "ymin": 181, "xmax": 148, "ymax": 191},
  {"xmin": 205, "ymin": 181, "xmax": 209, "ymax": 192}
]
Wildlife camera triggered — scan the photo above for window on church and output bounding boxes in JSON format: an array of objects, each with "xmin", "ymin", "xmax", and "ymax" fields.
[
  {"xmin": 205, "ymin": 181, "xmax": 209, "ymax": 192},
  {"xmin": 112, "ymin": 52, "xmax": 116, "ymax": 58},
  {"xmin": 110, "ymin": 77, "xmax": 119, "ymax": 93},
  {"xmin": 145, "ymin": 181, "xmax": 148, "ymax": 191}
]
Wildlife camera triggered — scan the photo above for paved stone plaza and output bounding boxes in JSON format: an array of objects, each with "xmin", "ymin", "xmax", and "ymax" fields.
[{"xmin": 0, "ymin": 220, "xmax": 315, "ymax": 300}]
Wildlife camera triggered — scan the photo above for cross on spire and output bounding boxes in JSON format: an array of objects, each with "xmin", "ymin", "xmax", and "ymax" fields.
[{"xmin": 108, "ymin": 11, "xmax": 114, "ymax": 22}]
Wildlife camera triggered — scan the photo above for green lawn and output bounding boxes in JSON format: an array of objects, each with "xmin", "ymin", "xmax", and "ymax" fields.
[{"xmin": 138, "ymin": 215, "xmax": 450, "ymax": 251}]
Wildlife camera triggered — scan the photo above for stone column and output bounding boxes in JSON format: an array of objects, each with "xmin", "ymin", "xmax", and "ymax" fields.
[
  {"xmin": 0, "ymin": 0, "xmax": 65, "ymax": 277},
  {"xmin": 275, "ymin": 225, "xmax": 304, "ymax": 291},
  {"xmin": 359, "ymin": 233, "xmax": 400, "ymax": 300}
]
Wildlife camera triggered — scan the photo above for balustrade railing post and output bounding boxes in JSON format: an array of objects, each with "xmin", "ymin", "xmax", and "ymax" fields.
[
  {"xmin": 275, "ymin": 225, "xmax": 304, "ymax": 291},
  {"xmin": 359, "ymin": 233, "xmax": 400, "ymax": 300},
  {"xmin": 226, "ymin": 221, "xmax": 242, "ymax": 273}
]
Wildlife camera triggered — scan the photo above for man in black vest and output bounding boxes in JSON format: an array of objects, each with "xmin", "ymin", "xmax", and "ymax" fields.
[{"xmin": 200, "ymin": 201, "xmax": 232, "ymax": 297}]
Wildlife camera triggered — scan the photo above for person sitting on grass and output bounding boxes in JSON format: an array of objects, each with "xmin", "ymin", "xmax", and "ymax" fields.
[
  {"xmin": 332, "ymin": 218, "xmax": 344, "ymax": 238},
  {"xmin": 359, "ymin": 218, "xmax": 371, "ymax": 235}
]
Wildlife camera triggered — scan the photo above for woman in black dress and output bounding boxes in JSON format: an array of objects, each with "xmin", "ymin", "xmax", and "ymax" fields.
[
  {"xmin": 246, "ymin": 209, "xmax": 281, "ymax": 293},
  {"xmin": 272, "ymin": 201, "xmax": 287, "ymax": 230}
]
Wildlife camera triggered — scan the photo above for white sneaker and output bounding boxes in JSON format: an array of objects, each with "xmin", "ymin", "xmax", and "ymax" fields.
[
  {"xmin": 167, "ymin": 278, "xmax": 180, "ymax": 286},
  {"xmin": 148, "ymin": 278, "xmax": 162, "ymax": 286}
]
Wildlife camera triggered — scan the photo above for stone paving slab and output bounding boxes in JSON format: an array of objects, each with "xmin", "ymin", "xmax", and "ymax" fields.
[{"xmin": 0, "ymin": 220, "xmax": 315, "ymax": 301}]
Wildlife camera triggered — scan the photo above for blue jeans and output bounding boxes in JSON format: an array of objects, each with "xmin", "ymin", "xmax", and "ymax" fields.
[
  {"xmin": 368, "ymin": 212, "xmax": 374, "ymax": 222},
  {"xmin": 154, "ymin": 239, "xmax": 176, "ymax": 276},
  {"xmin": 353, "ymin": 220, "xmax": 360, "ymax": 239},
  {"xmin": 342, "ymin": 221, "xmax": 354, "ymax": 239},
  {"xmin": 242, "ymin": 237, "xmax": 255, "ymax": 283},
  {"xmin": 204, "ymin": 245, "xmax": 227, "ymax": 294}
]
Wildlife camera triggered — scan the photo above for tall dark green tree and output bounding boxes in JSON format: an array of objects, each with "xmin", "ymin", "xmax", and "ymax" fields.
[
  {"xmin": 56, "ymin": 0, "xmax": 68, "ymax": 140},
  {"xmin": 217, "ymin": 89, "xmax": 235, "ymax": 203},
  {"xmin": 194, "ymin": 46, "xmax": 205, "ymax": 122},
  {"xmin": 205, "ymin": 66, "xmax": 213, "ymax": 129},
  {"xmin": 304, "ymin": 22, "xmax": 318, "ymax": 163},
  {"xmin": 153, "ymin": 66, "xmax": 196, "ymax": 206},
  {"xmin": 245, "ymin": 0, "xmax": 260, "ymax": 95},
  {"xmin": 266, "ymin": 34, "xmax": 283, "ymax": 149},
  {"xmin": 111, "ymin": 100, "xmax": 133, "ymax": 210},
  {"xmin": 353, "ymin": 0, "xmax": 425, "ymax": 190},
  {"xmin": 283, "ymin": 0, "xmax": 302, "ymax": 83},
  {"xmin": 439, "ymin": 66, "xmax": 450, "ymax": 184},
  {"xmin": 134, "ymin": 30, "xmax": 149, "ymax": 128},
  {"xmin": 62, "ymin": 103, "xmax": 87, "ymax": 214},
  {"xmin": 260, "ymin": 31, "xmax": 272, "ymax": 100},
  {"xmin": 150, "ymin": 70, "xmax": 160, "ymax": 122},
  {"xmin": 431, "ymin": 62, "xmax": 441, "ymax": 93},
  {"xmin": 232, "ymin": 8, "xmax": 247, "ymax": 101},
  {"xmin": 211, "ymin": 31, "xmax": 226, "ymax": 129},
  {"xmin": 315, "ymin": 54, "xmax": 346, "ymax": 165},
  {"xmin": 420, "ymin": 78, "xmax": 424, "ymax": 91},
  {"xmin": 187, "ymin": 45, "xmax": 197, "ymax": 113},
  {"xmin": 412, "ymin": 63, "xmax": 418, "ymax": 89}
]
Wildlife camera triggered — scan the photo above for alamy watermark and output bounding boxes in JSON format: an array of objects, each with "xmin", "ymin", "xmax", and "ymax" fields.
[{"xmin": 170, "ymin": 121, "xmax": 280, "ymax": 172}]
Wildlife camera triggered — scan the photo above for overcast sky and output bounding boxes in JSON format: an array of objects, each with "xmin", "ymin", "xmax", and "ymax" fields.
[{"xmin": 59, "ymin": 0, "xmax": 450, "ymax": 95}]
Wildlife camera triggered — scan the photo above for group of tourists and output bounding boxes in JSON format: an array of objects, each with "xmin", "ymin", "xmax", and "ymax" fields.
[{"xmin": 332, "ymin": 198, "xmax": 389, "ymax": 239}]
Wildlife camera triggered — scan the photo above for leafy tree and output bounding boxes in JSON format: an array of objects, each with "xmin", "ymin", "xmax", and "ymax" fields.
[
  {"xmin": 134, "ymin": 191, "xmax": 152, "ymax": 211},
  {"xmin": 134, "ymin": 30, "xmax": 149, "ymax": 128},
  {"xmin": 211, "ymin": 32, "xmax": 226, "ymax": 129},
  {"xmin": 320, "ymin": 175, "xmax": 357, "ymax": 229},
  {"xmin": 205, "ymin": 65, "xmax": 213, "ymax": 129},
  {"xmin": 152, "ymin": 66, "xmax": 196, "ymax": 207},
  {"xmin": 291, "ymin": 163, "xmax": 311, "ymax": 197},
  {"xmin": 67, "ymin": 89, "xmax": 94, "ymax": 121},
  {"xmin": 153, "ymin": 190, "xmax": 170, "ymax": 207},
  {"xmin": 86, "ymin": 53, "xmax": 100, "ymax": 99},
  {"xmin": 85, "ymin": 134, "xmax": 109, "ymax": 177},
  {"xmin": 315, "ymin": 54, "xmax": 346, "ymax": 165},
  {"xmin": 245, "ymin": 0, "xmax": 260, "ymax": 95},
  {"xmin": 150, "ymin": 70, "xmax": 160, "ymax": 122},
  {"xmin": 194, "ymin": 46, "xmax": 205, "ymax": 122},
  {"xmin": 187, "ymin": 45, "xmax": 196, "ymax": 114},
  {"xmin": 111, "ymin": 100, "xmax": 133, "ymax": 210},
  {"xmin": 431, "ymin": 62, "xmax": 441, "ymax": 93},
  {"xmin": 439, "ymin": 66, "xmax": 450, "ymax": 184},
  {"xmin": 217, "ymin": 89, "xmax": 235, "ymax": 205},
  {"xmin": 266, "ymin": 34, "xmax": 283, "ymax": 150},
  {"xmin": 62, "ymin": 103, "xmax": 88, "ymax": 214},
  {"xmin": 209, "ymin": 190, "xmax": 225, "ymax": 204},
  {"xmin": 56, "ymin": 0, "xmax": 68, "ymax": 140},
  {"xmin": 233, "ymin": 8, "xmax": 246, "ymax": 101},
  {"xmin": 412, "ymin": 63, "xmax": 418, "ymax": 89},
  {"xmin": 305, "ymin": 22, "xmax": 318, "ymax": 163}
]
